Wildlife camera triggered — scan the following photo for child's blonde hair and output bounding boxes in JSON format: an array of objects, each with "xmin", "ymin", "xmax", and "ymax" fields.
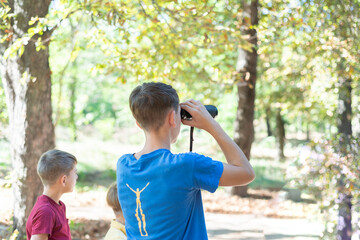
[
  {"xmin": 37, "ymin": 149, "xmax": 77, "ymax": 186},
  {"xmin": 106, "ymin": 182, "xmax": 122, "ymax": 212}
]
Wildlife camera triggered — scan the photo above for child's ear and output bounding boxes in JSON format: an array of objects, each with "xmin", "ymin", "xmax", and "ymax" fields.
[
  {"xmin": 169, "ymin": 110, "xmax": 176, "ymax": 127},
  {"xmin": 60, "ymin": 175, "xmax": 67, "ymax": 186},
  {"xmin": 136, "ymin": 121, "xmax": 143, "ymax": 129}
]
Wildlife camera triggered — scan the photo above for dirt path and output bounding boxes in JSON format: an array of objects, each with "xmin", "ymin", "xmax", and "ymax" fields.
[{"xmin": 206, "ymin": 213, "xmax": 321, "ymax": 240}]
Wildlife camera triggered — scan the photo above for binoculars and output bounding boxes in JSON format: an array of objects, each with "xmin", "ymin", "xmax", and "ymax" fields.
[
  {"xmin": 180, "ymin": 105, "xmax": 218, "ymax": 152},
  {"xmin": 180, "ymin": 105, "xmax": 218, "ymax": 120}
]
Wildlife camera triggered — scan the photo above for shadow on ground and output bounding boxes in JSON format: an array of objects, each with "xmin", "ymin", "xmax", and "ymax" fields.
[{"xmin": 265, "ymin": 233, "xmax": 320, "ymax": 239}]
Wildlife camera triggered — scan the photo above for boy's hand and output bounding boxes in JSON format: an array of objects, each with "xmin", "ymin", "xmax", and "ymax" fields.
[
  {"xmin": 180, "ymin": 99, "xmax": 216, "ymax": 131},
  {"xmin": 181, "ymin": 99, "xmax": 255, "ymax": 186}
]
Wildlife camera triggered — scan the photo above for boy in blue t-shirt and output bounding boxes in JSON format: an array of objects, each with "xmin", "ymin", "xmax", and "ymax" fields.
[{"xmin": 117, "ymin": 82, "xmax": 255, "ymax": 240}]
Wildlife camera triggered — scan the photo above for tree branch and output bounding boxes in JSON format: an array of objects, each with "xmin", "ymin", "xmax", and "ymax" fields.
[
  {"xmin": 138, "ymin": 0, "xmax": 169, "ymax": 41},
  {"xmin": 152, "ymin": 0, "xmax": 177, "ymax": 34},
  {"xmin": 46, "ymin": 8, "xmax": 81, "ymax": 37}
]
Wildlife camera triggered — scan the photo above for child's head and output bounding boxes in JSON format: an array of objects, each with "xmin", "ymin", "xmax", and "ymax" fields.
[
  {"xmin": 106, "ymin": 182, "xmax": 122, "ymax": 215},
  {"xmin": 129, "ymin": 82, "xmax": 179, "ymax": 131},
  {"xmin": 37, "ymin": 149, "xmax": 77, "ymax": 190}
]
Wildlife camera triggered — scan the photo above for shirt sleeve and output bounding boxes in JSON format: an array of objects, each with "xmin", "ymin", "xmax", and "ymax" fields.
[
  {"xmin": 31, "ymin": 205, "xmax": 56, "ymax": 236},
  {"xmin": 192, "ymin": 153, "xmax": 224, "ymax": 193}
]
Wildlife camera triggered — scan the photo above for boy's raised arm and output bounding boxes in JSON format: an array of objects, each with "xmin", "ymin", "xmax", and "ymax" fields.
[{"xmin": 180, "ymin": 99, "xmax": 255, "ymax": 186}]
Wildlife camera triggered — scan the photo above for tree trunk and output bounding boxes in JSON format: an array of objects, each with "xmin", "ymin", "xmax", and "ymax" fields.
[
  {"xmin": 337, "ymin": 78, "xmax": 352, "ymax": 136},
  {"xmin": 265, "ymin": 107, "xmax": 272, "ymax": 137},
  {"xmin": 0, "ymin": 0, "xmax": 54, "ymax": 237},
  {"xmin": 276, "ymin": 108, "xmax": 285, "ymax": 161},
  {"xmin": 69, "ymin": 68, "xmax": 78, "ymax": 141},
  {"xmin": 232, "ymin": 0, "xmax": 258, "ymax": 197},
  {"xmin": 336, "ymin": 76, "xmax": 352, "ymax": 240}
]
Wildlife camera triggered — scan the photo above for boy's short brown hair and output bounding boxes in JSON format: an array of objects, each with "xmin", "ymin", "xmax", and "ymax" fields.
[
  {"xmin": 106, "ymin": 182, "xmax": 121, "ymax": 213},
  {"xmin": 129, "ymin": 82, "xmax": 179, "ymax": 130},
  {"xmin": 37, "ymin": 149, "xmax": 77, "ymax": 186}
]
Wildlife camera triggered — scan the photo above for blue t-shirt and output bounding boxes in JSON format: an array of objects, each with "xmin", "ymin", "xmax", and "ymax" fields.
[{"xmin": 116, "ymin": 149, "xmax": 224, "ymax": 240}]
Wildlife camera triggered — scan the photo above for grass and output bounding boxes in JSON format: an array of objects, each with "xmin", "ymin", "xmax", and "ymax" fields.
[
  {"xmin": 248, "ymin": 165, "xmax": 286, "ymax": 190},
  {"xmin": 76, "ymin": 168, "xmax": 116, "ymax": 191}
]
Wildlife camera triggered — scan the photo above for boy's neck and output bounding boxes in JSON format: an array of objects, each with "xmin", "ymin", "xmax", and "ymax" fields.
[
  {"xmin": 135, "ymin": 127, "xmax": 172, "ymax": 159},
  {"xmin": 43, "ymin": 186, "xmax": 63, "ymax": 205}
]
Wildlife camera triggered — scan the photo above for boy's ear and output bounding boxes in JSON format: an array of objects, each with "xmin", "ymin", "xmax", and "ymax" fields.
[
  {"xmin": 168, "ymin": 110, "xmax": 176, "ymax": 127},
  {"xmin": 59, "ymin": 174, "xmax": 67, "ymax": 187},
  {"xmin": 135, "ymin": 121, "xmax": 143, "ymax": 129}
]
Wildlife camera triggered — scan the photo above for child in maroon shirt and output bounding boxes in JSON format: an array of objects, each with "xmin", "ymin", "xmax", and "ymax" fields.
[{"xmin": 26, "ymin": 150, "xmax": 78, "ymax": 240}]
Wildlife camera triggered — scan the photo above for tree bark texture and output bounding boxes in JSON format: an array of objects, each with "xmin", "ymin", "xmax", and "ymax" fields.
[
  {"xmin": 0, "ymin": 0, "xmax": 54, "ymax": 237},
  {"xmin": 232, "ymin": 0, "xmax": 258, "ymax": 197},
  {"xmin": 336, "ymin": 76, "xmax": 352, "ymax": 240}
]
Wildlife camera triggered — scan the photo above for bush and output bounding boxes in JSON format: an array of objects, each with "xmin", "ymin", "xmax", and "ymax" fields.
[{"xmin": 288, "ymin": 135, "xmax": 359, "ymax": 239}]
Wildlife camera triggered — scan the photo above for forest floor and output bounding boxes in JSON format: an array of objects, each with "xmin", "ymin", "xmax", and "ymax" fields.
[{"xmin": 0, "ymin": 186, "xmax": 322, "ymax": 240}]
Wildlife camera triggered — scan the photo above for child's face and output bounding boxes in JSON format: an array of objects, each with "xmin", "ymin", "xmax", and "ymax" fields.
[{"xmin": 64, "ymin": 165, "xmax": 78, "ymax": 193}]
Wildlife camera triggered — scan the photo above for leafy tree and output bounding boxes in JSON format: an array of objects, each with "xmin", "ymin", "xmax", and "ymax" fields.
[
  {"xmin": 291, "ymin": 136, "xmax": 359, "ymax": 239},
  {"xmin": 300, "ymin": 1, "xmax": 359, "ymax": 238},
  {"xmin": 49, "ymin": 0, "xmax": 256, "ymax": 132},
  {"xmin": 231, "ymin": 0, "xmax": 259, "ymax": 197},
  {"xmin": 0, "ymin": 0, "xmax": 55, "ymax": 236},
  {"xmin": 255, "ymin": 2, "xmax": 359, "ymax": 237},
  {"xmin": 277, "ymin": 0, "xmax": 360, "ymax": 238}
]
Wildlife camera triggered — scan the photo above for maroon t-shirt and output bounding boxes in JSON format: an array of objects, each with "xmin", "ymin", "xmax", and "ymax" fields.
[{"xmin": 26, "ymin": 195, "xmax": 71, "ymax": 240}]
